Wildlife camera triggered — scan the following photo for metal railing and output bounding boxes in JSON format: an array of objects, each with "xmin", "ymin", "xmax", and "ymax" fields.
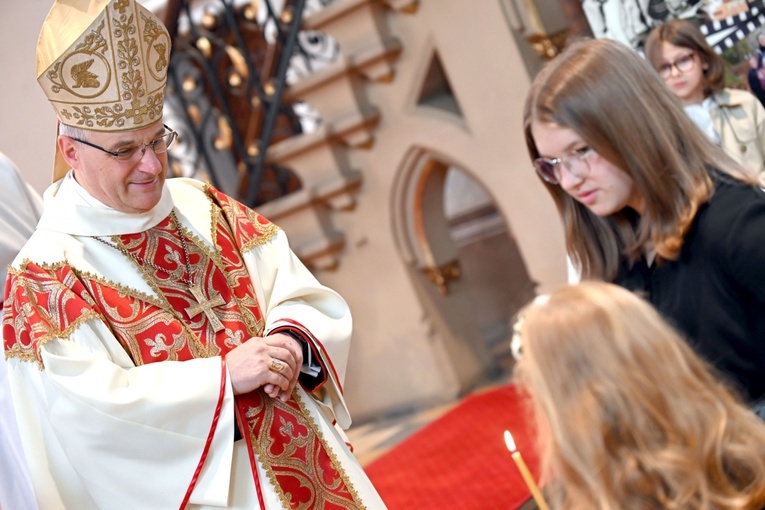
[{"xmin": 163, "ymin": 0, "xmax": 339, "ymax": 206}]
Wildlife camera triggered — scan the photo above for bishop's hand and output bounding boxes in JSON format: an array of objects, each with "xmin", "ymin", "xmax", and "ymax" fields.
[
  {"xmin": 265, "ymin": 333, "xmax": 303, "ymax": 401},
  {"xmin": 226, "ymin": 333, "xmax": 303, "ymax": 401}
]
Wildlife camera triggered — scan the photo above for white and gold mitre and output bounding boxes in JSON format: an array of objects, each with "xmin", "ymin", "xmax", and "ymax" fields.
[{"xmin": 36, "ymin": 0, "xmax": 170, "ymax": 131}]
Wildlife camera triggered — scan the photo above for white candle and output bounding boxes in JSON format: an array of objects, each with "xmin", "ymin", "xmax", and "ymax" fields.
[{"xmin": 504, "ymin": 430, "xmax": 550, "ymax": 510}]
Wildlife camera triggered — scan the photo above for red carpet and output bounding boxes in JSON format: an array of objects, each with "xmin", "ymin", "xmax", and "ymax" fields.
[{"xmin": 364, "ymin": 384, "xmax": 542, "ymax": 510}]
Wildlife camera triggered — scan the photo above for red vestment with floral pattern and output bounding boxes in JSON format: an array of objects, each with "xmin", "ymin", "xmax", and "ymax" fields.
[{"xmin": 4, "ymin": 186, "xmax": 364, "ymax": 509}]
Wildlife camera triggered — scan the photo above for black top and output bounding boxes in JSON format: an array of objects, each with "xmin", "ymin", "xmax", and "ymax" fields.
[{"xmin": 615, "ymin": 173, "xmax": 765, "ymax": 402}]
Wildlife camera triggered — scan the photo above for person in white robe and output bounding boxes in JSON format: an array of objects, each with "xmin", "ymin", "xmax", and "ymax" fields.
[
  {"xmin": 0, "ymin": 152, "xmax": 42, "ymax": 510},
  {"xmin": 0, "ymin": 153, "xmax": 43, "ymax": 287},
  {"xmin": 2, "ymin": 1, "xmax": 386, "ymax": 509}
]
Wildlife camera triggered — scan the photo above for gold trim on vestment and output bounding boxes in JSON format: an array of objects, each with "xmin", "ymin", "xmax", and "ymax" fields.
[
  {"xmin": 4, "ymin": 261, "xmax": 108, "ymax": 367},
  {"xmin": 108, "ymin": 234, "xmax": 213, "ymax": 357},
  {"xmin": 240, "ymin": 221, "xmax": 281, "ymax": 253},
  {"xmin": 245, "ymin": 391, "xmax": 368, "ymax": 510},
  {"xmin": 293, "ymin": 391, "xmax": 367, "ymax": 509},
  {"xmin": 202, "ymin": 184, "xmax": 281, "ymax": 253},
  {"xmin": 174, "ymin": 210, "xmax": 265, "ymax": 337}
]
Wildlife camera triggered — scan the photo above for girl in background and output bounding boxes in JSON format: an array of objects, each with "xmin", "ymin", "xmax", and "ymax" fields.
[
  {"xmin": 512, "ymin": 282, "xmax": 765, "ymax": 510},
  {"xmin": 645, "ymin": 19, "xmax": 765, "ymax": 180}
]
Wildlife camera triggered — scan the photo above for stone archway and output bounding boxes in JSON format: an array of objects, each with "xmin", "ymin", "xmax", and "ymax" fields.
[
  {"xmin": 444, "ymin": 166, "xmax": 537, "ymax": 372},
  {"xmin": 392, "ymin": 147, "xmax": 536, "ymax": 391}
]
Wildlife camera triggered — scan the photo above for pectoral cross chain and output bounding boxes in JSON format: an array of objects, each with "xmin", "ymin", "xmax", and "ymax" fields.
[
  {"xmin": 186, "ymin": 285, "xmax": 226, "ymax": 332},
  {"xmin": 94, "ymin": 211, "xmax": 228, "ymax": 333}
]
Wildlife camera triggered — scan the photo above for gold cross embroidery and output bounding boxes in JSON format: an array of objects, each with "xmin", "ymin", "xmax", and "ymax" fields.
[
  {"xmin": 186, "ymin": 285, "xmax": 226, "ymax": 332},
  {"xmin": 114, "ymin": 0, "xmax": 130, "ymax": 14}
]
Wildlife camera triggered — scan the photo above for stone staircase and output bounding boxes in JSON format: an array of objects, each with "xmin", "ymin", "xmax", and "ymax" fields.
[{"xmin": 257, "ymin": 0, "xmax": 416, "ymax": 270}]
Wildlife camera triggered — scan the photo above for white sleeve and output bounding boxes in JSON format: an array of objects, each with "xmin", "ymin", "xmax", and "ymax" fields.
[
  {"xmin": 8, "ymin": 317, "xmax": 234, "ymax": 509},
  {"xmin": 0, "ymin": 355, "xmax": 38, "ymax": 510},
  {"xmin": 244, "ymin": 230, "xmax": 354, "ymax": 428},
  {"xmin": 0, "ymin": 152, "xmax": 42, "ymax": 286},
  {"xmin": 0, "ymin": 153, "xmax": 42, "ymax": 510}
]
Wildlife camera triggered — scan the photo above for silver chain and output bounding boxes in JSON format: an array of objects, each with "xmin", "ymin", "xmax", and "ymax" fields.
[{"xmin": 91, "ymin": 210, "xmax": 195, "ymax": 287}]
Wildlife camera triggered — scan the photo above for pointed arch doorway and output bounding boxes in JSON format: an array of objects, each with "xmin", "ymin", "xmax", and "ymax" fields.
[{"xmin": 393, "ymin": 148, "xmax": 537, "ymax": 393}]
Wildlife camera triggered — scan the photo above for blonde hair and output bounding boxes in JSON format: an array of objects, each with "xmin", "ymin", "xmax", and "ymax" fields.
[
  {"xmin": 513, "ymin": 282, "xmax": 765, "ymax": 510},
  {"xmin": 523, "ymin": 38, "xmax": 757, "ymax": 280}
]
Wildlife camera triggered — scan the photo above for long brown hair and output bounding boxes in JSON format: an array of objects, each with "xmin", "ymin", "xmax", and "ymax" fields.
[
  {"xmin": 513, "ymin": 282, "xmax": 765, "ymax": 510},
  {"xmin": 644, "ymin": 18, "xmax": 726, "ymax": 96},
  {"xmin": 523, "ymin": 38, "xmax": 756, "ymax": 280}
]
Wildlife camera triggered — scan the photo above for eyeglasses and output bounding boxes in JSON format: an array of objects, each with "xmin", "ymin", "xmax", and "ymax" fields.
[
  {"xmin": 657, "ymin": 52, "xmax": 697, "ymax": 79},
  {"xmin": 533, "ymin": 147, "xmax": 594, "ymax": 185},
  {"xmin": 69, "ymin": 124, "xmax": 178, "ymax": 163}
]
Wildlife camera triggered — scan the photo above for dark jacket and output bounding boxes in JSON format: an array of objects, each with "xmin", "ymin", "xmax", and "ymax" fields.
[
  {"xmin": 748, "ymin": 50, "xmax": 765, "ymax": 109},
  {"xmin": 615, "ymin": 173, "xmax": 765, "ymax": 402}
]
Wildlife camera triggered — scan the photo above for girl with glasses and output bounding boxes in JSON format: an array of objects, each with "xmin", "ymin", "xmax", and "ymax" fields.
[
  {"xmin": 524, "ymin": 37, "xmax": 765, "ymax": 416},
  {"xmin": 645, "ymin": 19, "xmax": 765, "ymax": 181},
  {"xmin": 511, "ymin": 282, "xmax": 765, "ymax": 510}
]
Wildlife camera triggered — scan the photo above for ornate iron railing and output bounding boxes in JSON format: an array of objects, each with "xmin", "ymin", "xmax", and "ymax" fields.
[{"xmin": 163, "ymin": 0, "xmax": 339, "ymax": 206}]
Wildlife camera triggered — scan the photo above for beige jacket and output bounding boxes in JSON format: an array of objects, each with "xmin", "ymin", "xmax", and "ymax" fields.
[{"xmin": 710, "ymin": 88, "xmax": 765, "ymax": 181}]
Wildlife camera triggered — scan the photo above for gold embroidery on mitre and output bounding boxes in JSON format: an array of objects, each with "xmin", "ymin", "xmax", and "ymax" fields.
[
  {"xmin": 37, "ymin": 0, "xmax": 170, "ymax": 131},
  {"xmin": 142, "ymin": 12, "xmax": 169, "ymax": 79},
  {"xmin": 46, "ymin": 19, "xmax": 110, "ymax": 100},
  {"xmin": 72, "ymin": 60, "xmax": 100, "ymax": 88}
]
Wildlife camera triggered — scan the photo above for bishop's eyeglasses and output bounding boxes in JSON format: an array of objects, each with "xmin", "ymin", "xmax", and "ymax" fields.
[{"xmin": 68, "ymin": 125, "xmax": 178, "ymax": 163}]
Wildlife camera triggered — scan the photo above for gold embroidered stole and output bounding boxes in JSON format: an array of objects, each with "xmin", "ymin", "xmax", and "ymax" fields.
[{"xmin": 112, "ymin": 212, "xmax": 364, "ymax": 509}]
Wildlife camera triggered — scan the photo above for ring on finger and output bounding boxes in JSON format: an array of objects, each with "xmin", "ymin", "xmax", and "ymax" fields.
[{"xmin": 270, "ymin": 358, "xmax": 286, "ymax": 373}]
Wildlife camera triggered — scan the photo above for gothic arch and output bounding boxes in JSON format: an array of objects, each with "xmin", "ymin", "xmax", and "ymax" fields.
[{"xmin": 392, "ymin": 146, "xmax": 536, "ymax": 387}]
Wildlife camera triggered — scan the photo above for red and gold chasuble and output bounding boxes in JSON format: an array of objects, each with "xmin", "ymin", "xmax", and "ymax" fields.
[{"xmin": 4, "ymin": 188, "xmax": 364, "ymax": 509}]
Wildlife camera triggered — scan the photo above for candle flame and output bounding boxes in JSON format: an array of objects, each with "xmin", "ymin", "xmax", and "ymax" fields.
[{"xmin": 504, "ymin": 430, "xmax": 517, "ymax": 452}]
